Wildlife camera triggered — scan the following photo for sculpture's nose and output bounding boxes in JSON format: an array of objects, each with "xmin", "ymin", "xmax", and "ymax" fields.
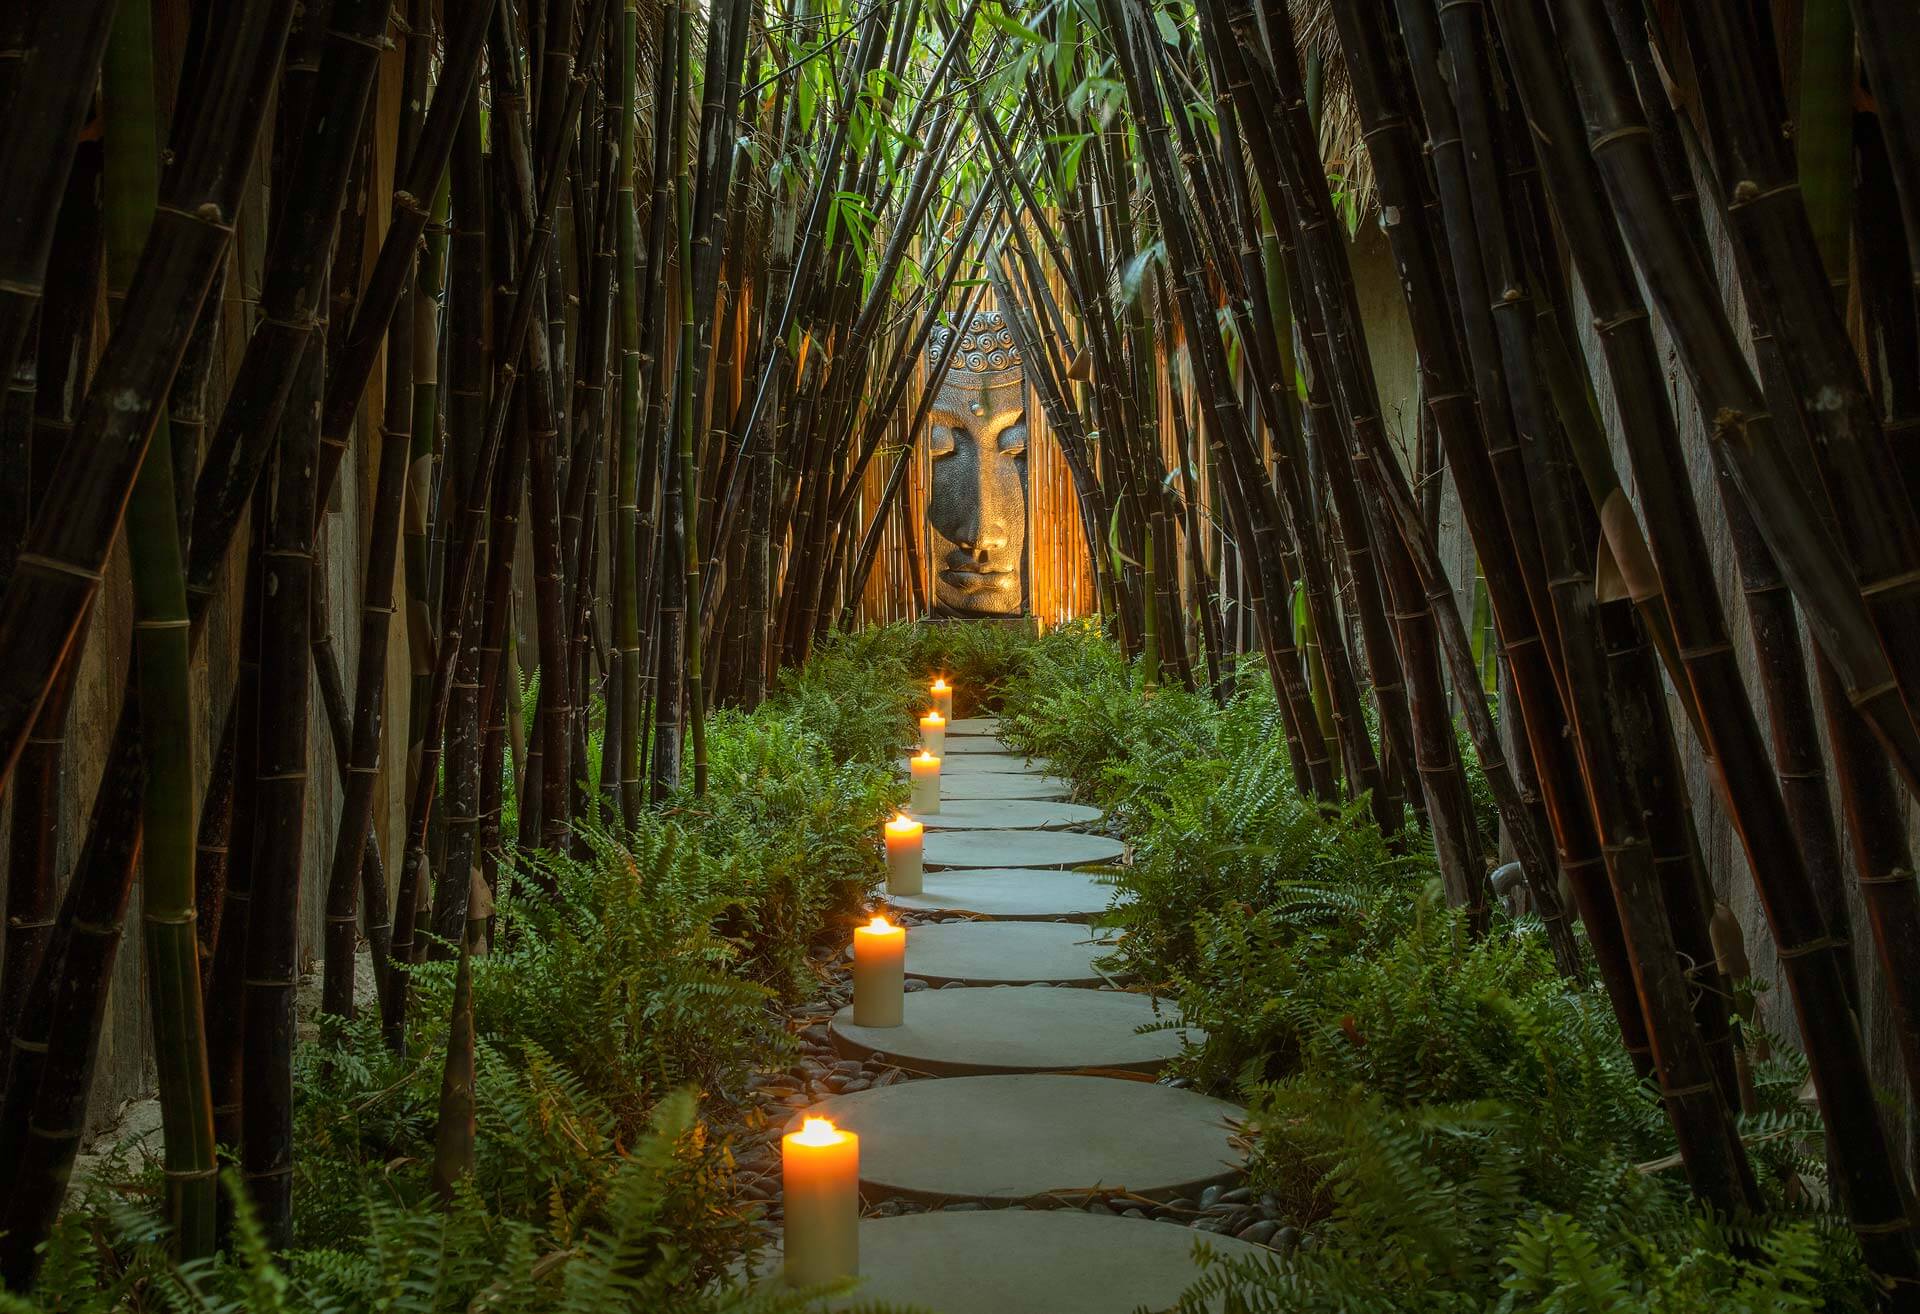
[{"xmin": 949, "ymin": 517, "xmax": 1006, "ymax": 558}]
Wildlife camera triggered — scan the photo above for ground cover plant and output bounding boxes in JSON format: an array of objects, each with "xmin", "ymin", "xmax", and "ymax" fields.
[
  {"xmin": 996, "ymin": 624, "xmax": 1881, "ymax": 1314},
  {"xmin": 7, "ymin": 633, "xmax": 931, "ymax": 1313}
]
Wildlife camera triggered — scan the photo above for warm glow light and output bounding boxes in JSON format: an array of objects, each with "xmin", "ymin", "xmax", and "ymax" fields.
[
  {"xmin": 921, "ymin": 711, "xmax": 944, "ymax": 726},
  {"xmin": 913, "ymin": 750, "xmax": 938, "ymax": 764},
  {"xmin": 866, "ymin": 914, "xmax": 896, "ymax": 933},
  {"xmin": 792, "ymin": 1117, "xmax": 850, "ymax": 1147},
  {"xmin": 932, "ymin": 678, "xmax": 950, "ymax": 692},
  {"xmin": 886, "ymin": 813, "xmax": 921, "ymax": 834}
]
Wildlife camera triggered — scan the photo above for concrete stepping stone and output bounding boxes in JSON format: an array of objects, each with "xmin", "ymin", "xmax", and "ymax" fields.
[
  {"xmin": 829, "ymin": 985, "xmax": 1196, "ymax": 1075},
  {"xmin": 796, "ymin": 1074, "xmax": 1243, "ymax": 1204},
  {"xmin": 903, "ymin": 921, "xmax": 1117, "ymax": 986},
  {"xmin": 935, "ymin": 752, "xmax": 1046, "ymax": 775},
  {"xmin": 773, "ymin": 1209, "xmax": 1269, "ymax": 1312},
  {"xmin": 940, "ymin": 773, "xmax": 1073, "ymax": 802},
  {"xmin": 948, "ymin": 717, "xmax": 1000, "ymax": 734},
  {"xmin": 918, "ymin": 798, "xmax": 1102, "ymax": 831},
  {"xmin": 940, "ymin": 735, "xmax": 1013, "ymax": 755},
  {"xmin": 925, "ymin": 828, "xmax": 1123, "ymax": 870},
  {"xmin": 887, "ymin": 869, "xmax": 1118, "ymax": 921}
]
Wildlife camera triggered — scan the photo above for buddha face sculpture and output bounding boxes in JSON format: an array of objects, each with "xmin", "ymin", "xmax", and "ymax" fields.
[{"xmin": 926, "ymin": 310, "xmax": 1029, "ymax": 616}]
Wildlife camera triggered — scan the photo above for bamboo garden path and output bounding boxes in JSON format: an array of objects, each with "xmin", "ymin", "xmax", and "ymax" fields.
[{"xmin": 756, "ymin": 719, "xmax": 1276, "ymax": 1312}]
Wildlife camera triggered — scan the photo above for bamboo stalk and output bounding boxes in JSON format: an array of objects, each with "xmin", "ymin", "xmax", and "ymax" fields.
[
  {"xmin": 1499, "ymin": 0, "xmax": 1920, "ymax": 1279},
  {"xmin": 100, "ymin": 0, "xmax": 217, "ymax": 1257},
  {"xmin": 0, "ymin": 0, "xmax": 297, "ymax": 795},
  {"xmin": 0, "ymin": 0, "xmax": 115, "ymax": 390}
]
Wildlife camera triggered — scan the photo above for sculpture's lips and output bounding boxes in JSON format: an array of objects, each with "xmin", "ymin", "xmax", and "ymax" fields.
[{"xmin": 940, "ymin": 566, "xmax": 1013, "ymax": 589}]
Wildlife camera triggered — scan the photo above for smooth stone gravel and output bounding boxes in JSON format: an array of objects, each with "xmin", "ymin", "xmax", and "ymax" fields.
[
  {"xmin": 794, "ymin": 1074, "xmax": 1243, "ymax": 1203},
  {"xmin": 924, "ymin": 827, "xmax": 1124, "ymax": 870},
  {"xmin": 767, "ymin": 1209, "xmax": 1266, "ymax": 1312},
  {"xmin": 887, "ymin": 868, "xmax": 1119, "ymax": 921},
  {"xmin": 917, "ymin": 798, "xmax": 1103, "ymax": 831},
  {"xmin": 829, "ymin": 985, "xmax": 1197, "ymax": 1075},
  {"xmin": 947, "ymin": 717, "xmax": 1000, "ymax": 734},
  {"xmin": 938, "ymin": 773, "xmax": 1074, "ymax": 802},
  {"xmin": 903, "ymin": 920, "xmax": 1118, "ymax": 986},
  {"xmin": 939, "ymin": 735, "xmax": 1014, "ymax": 755}
]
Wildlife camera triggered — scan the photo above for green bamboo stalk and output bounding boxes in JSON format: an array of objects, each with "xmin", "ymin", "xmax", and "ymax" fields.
[
  {"xmin": 675, "ymin": 0, "xmax": 707, "ymax": 797},
  {"xmin": 614, "ymin": 0, "xmax": 643, "ymax": 826},
  {"xmin": 101, "ymin": 0, "xmax": 216, "ymax": 1258}
]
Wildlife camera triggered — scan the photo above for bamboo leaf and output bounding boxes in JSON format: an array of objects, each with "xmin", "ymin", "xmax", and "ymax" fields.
[{"xmin": 982, "ymin": 4, "xmax": 1047, "ymax": 44}]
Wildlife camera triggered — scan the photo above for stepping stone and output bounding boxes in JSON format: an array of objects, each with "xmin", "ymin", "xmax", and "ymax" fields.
[
  {"xmin": 887, "ymin": 869, "xmax": 1118, "ymax": 921},
  {"xmin": 765, "ymin": 1209, "xmax": 1269, "ymax": 1312},
  {"xmin": 796, "ymin": 1074, "xmax": 1243, "ymax": 1204},
  {"xmin": 925, "ymin": 828, "xmax": 1123, "ymax": 870},
  {"xmin": 903, "ymin": 921, "xmax": 1118, "ymax": 986},
  {"xmin": 941, "ymin": 735, "xmax": 1013, "ymax": 755},
  {"xmin": 940, "ymin": 773, "xmax": 1073, "ymax": 802},
  {"xmin": 948, "ymin": 717, "xmax": 1000, "ymax": 734},
  {"xmin": 918, "ymin": 798, "xmax": 1102, "ymax": 831},
  {"xmin": 936, "ymin": 752, "xmax": 1046, "ymax": 775},
  {"xmin": 829, "ymin": 984, "xmax": 1196, "ymax": 1075}
]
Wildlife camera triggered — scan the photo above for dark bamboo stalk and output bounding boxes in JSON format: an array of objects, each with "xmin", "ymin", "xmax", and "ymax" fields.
[
  {"xmin": 1498, "ymin": 0, "xmax": 1920, "ymax": 1278},
  {"xmin": 0, "ymin": 0, "xmax": 115, "ymax": 390},
  {"xmin": 0, "ymin": 0, "xmax": 296, "ymax": 794}
]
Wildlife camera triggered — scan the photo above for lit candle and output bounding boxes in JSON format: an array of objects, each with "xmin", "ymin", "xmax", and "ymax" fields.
[
  {"xmin": 884, "ymin": 813, "xmax": 923, "ymax": 895},
  {"xmin": 919, "ymin": 709, "xmax": 946, "ymax": 757},
  {"xmin": 930, "ymin": 677, "xmax": 954, "ymax": 723},
  {"xmin": 782, "ymin": 1116, "xmax": 860, "ymax": 1287},
  {"xmin": 909, "ymin": 750, "xmax": 941, "ymax": 814},
  {"xmin": 852, "ymin": 914, "xmax": 906, "ymax": 1026}
]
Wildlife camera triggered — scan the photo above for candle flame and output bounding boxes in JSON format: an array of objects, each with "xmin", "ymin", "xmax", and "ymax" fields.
[
  {"xmin": 792, "ymin": 1117, "xmax": 847, "ymax": 1147},
  {"xmin": 913, "ymin": 750, "xmax": 938, "ymax": 765},
  {"xmin": 931, "ymin": 678, "xmax": 950, "ymax": 692},
  {"xmin": 886, "ymin": 813, "xmax": 921, "ymax": 834},
  {"xmin": 865, "ymin": 914, "xmax": 896, "ymax": 932},
  {"xmin": 921, "ymin": 711, "xmax": 944, "ymax": 725}
]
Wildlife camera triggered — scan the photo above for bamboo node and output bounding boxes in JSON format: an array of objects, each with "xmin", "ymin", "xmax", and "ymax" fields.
[
  {"xmin": 1589, "ymin": 125, "xmax": 1653, "ymax": 154},
  {"xmin": 1660, "ymin": 1080, "xmax": 1715, "ymax": 1098},
  {"xmin": 16, "ymin": 552, "xmax": 103, "ymax": 582},
  {"xmin": 1774, "ymin": 934, "xmax": 1845, "ymax": 960},
  {"xmin": 1860, "ymin": 569, "xmax": 1920, "ymax": 599},
  {"xmin": 1850, "ymin": 1217, "xmax": 1917, "ymax": 1236}
]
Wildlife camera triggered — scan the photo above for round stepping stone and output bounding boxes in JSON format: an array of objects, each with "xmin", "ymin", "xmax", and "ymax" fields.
[
  {"xmin": 941, "ymin": 735, "xmax": 1012, "ymax": 755},
  {"xmin": 903, "ymin": 921, "xmax": 1117, "ymax": 986},
  {"xmin": 888, "ymin": 869, "xmax": 1118, "ymax": 921},
  {"xmin": 941, "ymin": 773, "xmax": 1073, "ymax": 802},
  {"xmin": 918, "ymin": 798, "xmax": 1102, "ymax": 831},
  {"xmin": 796, "ymin": 1074, "xmax": 1242, "ymax": 1203},
  {"xmin": 829, "ymin": 985, "xmax": 1196, "ymax": 1075},
  {"xmin": 768, "ymin": 1209, "xmax": 1269, "ymax": 1312},
  {"xmin": 948, "ymin": 717, "xmax": 1000, "ymax": 734},
  {"xmin": 925, "ymin": 828, "xmax": 1123, "ymax": 870},
  {"xmin": 937, "ymin": 752, "xmax": 1045, "ymax": 775}
]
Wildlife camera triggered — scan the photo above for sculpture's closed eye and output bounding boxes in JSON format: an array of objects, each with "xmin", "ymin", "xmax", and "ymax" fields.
[{"xmin": 930, "ymin": 423, "xmax": 958, "ymax": 458}]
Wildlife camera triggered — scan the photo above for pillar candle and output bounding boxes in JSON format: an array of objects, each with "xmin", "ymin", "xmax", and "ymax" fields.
[
  {"xmin": 909, "ymin": 750, "xmax": 941, "ymax": 814},
  {"xmin": 930, "ymin": 677, "xmax": 953, "ymax": 723},
  {"xmin": 919, "ymin": 709, "xmax": 945, "ymax": 757},
  {"xmin": 782, "ymin": 1117, "xmax": 860, "ymax": 1287},
  {"xmin": 852, "ymin": 914, "xmax": 905, "ymax": 1026},
  {"xmin": 884, "ymin": 813, "xmax": 923, "ymax": 895}
]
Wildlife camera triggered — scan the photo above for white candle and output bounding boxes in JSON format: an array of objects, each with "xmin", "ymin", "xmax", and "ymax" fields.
[
  {"xmin": 909, "ymin": 750, "xmax": 941, "ymax": 814},
  {"xmin": 919, "ymin": 710, "xmax": 945, "ymax": 757},
  {"xmin": 782, "ymin": 1117, "xmax": 860, "ymax": 1287},
  {"xmin": 884, "ymin": 813, "xmax": 923, "ymax": 895},
  {"xmin": 930, "ymin": 677, "xmax": 954, "ymax": 723},
  {"xmin": 852, "ymin": 914, "xmax": 906, "ymax": 1026}
]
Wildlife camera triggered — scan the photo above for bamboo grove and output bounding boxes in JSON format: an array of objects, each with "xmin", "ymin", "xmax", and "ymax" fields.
[{"xmin": 2, "ymin": 0, "xmax": 1920, "ymax": 1304}]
